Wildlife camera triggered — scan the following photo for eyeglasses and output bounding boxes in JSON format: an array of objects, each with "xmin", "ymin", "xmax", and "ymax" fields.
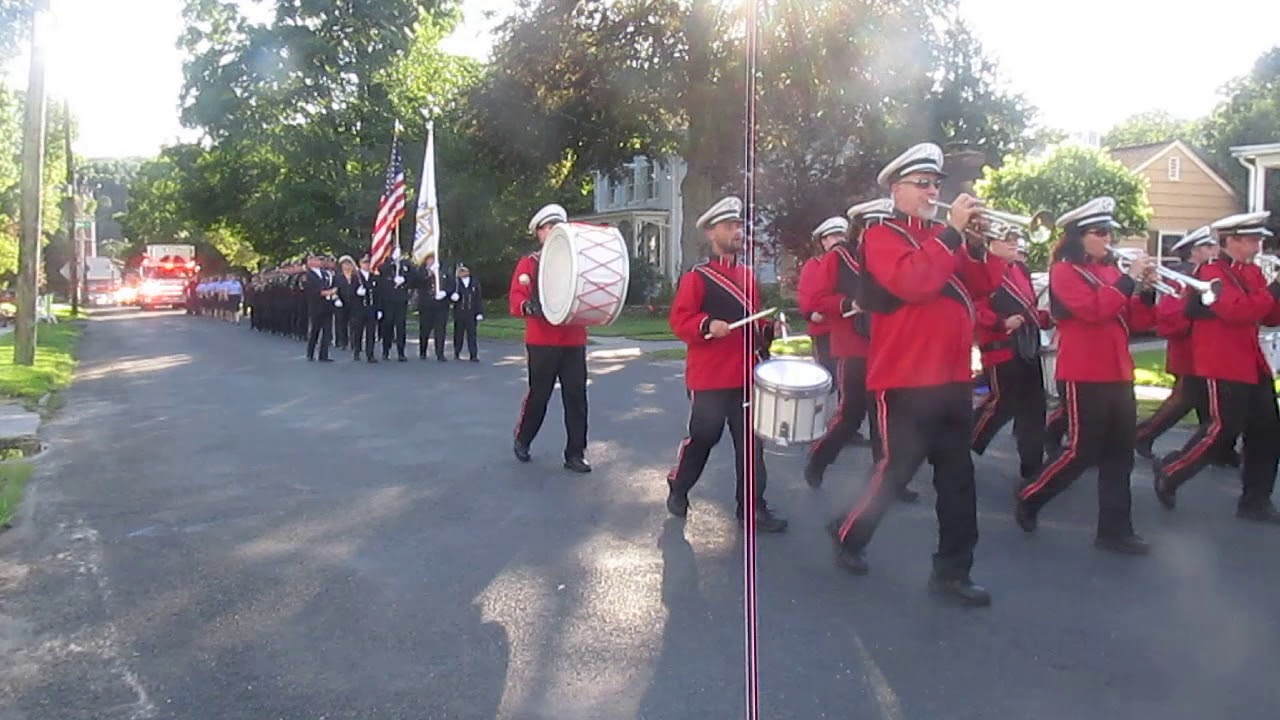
[{"xmin": 898, "ymin": 179, "xmax": 943, "ymax": 189}]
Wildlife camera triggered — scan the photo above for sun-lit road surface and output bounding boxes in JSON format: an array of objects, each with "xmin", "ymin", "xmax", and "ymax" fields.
[{"xmin": 2, "ymin": 309, "xmax": 1278, "ymax": 719}]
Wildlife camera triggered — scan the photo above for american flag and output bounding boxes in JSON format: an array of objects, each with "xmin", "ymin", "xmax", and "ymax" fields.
[{"xmin": 369, "ymin": 132, "xmax": 406, "ymax": 269}]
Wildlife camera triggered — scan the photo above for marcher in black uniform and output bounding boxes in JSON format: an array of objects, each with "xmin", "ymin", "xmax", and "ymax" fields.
[
  {"xmin": 333, "ymin": 255, "xmax": 355, "ymax": 350},
  {"xmin": 451, "ymin": 263, "xmax": 484, "ymax": 361},
  {"xmin": 342, "ymin": 255, "xmax": 379, "ymax": 362},
  {"xmin": 378, "ymin": 253, "xmax": 413, "ymax": 361},
  {"xmin": 415, "ymin": 251, "xmax": 453, "ymax": 361},
  {"xmin": 303, "ymin": 253, "xmax": 338, "ymax": 362}
]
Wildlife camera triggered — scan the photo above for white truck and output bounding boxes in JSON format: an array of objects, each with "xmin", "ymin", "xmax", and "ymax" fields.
[
  {"xmin": 83, "ymin": 256, "xmax": 122, "ymax": 307},
  {"xmin": 137, "ymin": 244, "xmax": 198, "ymax": 310}
]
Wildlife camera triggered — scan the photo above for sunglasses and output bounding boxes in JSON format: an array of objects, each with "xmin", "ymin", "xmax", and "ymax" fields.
[
  {"xmin": 899, "ymin": 179, "xmax": 944, "ymax": 189},
  {"xmin": 1086, "ymin": 228, "xmax": 1113, "ymax": 237}
]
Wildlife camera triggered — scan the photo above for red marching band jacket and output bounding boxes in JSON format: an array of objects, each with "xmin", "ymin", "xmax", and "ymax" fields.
[
  {"xmin": 669, "ymin": 256, "xmax": 774, "ymax": 391},
  {"xmin": 1186, "ymin": 258, "xmax": 1280, "ymax": 384},
  {"xmin": 796, "ymin": 255, "xmax": 830, "ymax": 339},
  {"xmin": 858, "ymin": 213, "xmax": 1004, "ymax": 391},
  {"xmin": 1152, "ymin": 261, "xmax": 1198, "ymax": 377},
  {"xmin": 812, "ymin": 242, "xmax": 871, "ymax": 358},
  {"xmin": 974, "ymin": 260, "xmax": 1052, "ymax": 368},
  {"xmin": 1048, "ymin": 258, "xmax": 1156, "ymax": 383},
  {"xmin": 507, "ymin": 252, "xmax": 589, "ymax": 347}
]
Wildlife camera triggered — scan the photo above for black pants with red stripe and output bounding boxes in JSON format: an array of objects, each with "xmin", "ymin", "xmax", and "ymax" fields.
[
  {"xmin": 1136, "ymin": 374, "xmax": 1203, "ymax": 446},
  {"xmin": 1156, "ymin": 376, "xmax": 1280, "ymax": 508},
  {"xmin": 805, "ymin": 356, "xmax": 868, "ymax": 471},
  {"xmin": 811, "ymin": 334, "xmax": 838, "ymax": 386},
  {"xmin": 971, "ymin": 356, "xmax": 1046, "ymax": 478},
  {"xmin": 1018, "ymin": 381, "xmax": 1136, "ymax": 539},
  {"xmin": 667, "ymin": 387, "xmax": 768, "ymax": 509},
  {"xmin": 514, "ymin": 344, "xmax": 588, "ymax": 460},
  {"xmin": 834, "ymin": 382, "xmax": 977, "ymax": 580}
]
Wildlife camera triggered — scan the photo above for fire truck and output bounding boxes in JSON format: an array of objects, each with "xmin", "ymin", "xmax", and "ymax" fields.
[{"xmin": 137, "ymin": 244, "xmax": 199, "ymax": 311}]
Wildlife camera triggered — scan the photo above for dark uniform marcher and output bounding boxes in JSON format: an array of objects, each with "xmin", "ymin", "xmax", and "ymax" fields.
[
  {"xmin": 333, "ymin": 255, "xmax": 356, "ymax": 350},
  {"xmin": 346, "ymin": 255, "xmax": 380, "ymax": 362},
  {"xmin": 510, "ymin": 203, "xmax": 592, "ymax": 474},
  {"xmin": 665, "ymin": 196, "xmax": 787, "ymax": 533},
  {"xmin": 415, "ymin": 251, "xmax": 453, "ymax": 361},
  {"xmin": 1153, "ymin": 211, "xmax": 1280, "ymax": 523},
  {"xmin": 378, "ymin": 253, "xmax": 413, "ymax": 361},
  {"xmin": 970, "ymin": 231, "xmax": 1052, "ymax": 483},
  {"xmin": 1015, "ymin": 197, "xmax": 1156, "ymax": 554},
  {"xmin": 829, "ymin": 143, "xmax": 1003, "ymax": 607},
  {"xmin": 303, "ymin": 253, "xmax": 338, "ymax": 362},
  {"xmin": 451, "ymin": 264, "xmax": 484, "ymax": 361}
]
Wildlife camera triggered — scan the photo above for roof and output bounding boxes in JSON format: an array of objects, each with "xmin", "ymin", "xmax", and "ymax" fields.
[
  {"xmin": 1107, "ymin": 139, "xmax": 1236, "ymax": 197},
  {"xmin": 1230, "ymin": 142, "xmax": 1280, "ymax": 160}
]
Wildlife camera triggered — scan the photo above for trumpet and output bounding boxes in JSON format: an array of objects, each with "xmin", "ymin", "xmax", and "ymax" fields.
[
  {"xmin": 1256, "ymin": 253, "xmax": 1280, "ymax": 284},
  {"xmin": 1109, "ymin": 247, "xmax": 1221, "ymax": 306},
  {"xmin": 931, "ymin": 199, "xmax": 1055, "ymax": 245}
]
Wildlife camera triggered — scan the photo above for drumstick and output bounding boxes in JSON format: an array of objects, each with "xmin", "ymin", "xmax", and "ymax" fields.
[{"xmin": 703, "ymin": 307, "xmax": 778, "ymax": 340}]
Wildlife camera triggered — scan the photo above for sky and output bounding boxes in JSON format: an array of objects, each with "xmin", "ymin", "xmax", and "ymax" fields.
[{"xmin": 4, "ymin": 0, "xmax": 1279, "ymax": 158}]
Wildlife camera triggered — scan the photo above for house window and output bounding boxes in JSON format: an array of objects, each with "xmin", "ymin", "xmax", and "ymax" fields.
[
  {"xmin": 1158, "ymin": 232, "xmax": 1185, "ymax": 258},
  {"xmin": 1167, "ymin": 156, "xmax": 1181, "ymax": 182},
  {"xmin": 643, "ymin": 162, "xmax": 657, "ymax": 200}
]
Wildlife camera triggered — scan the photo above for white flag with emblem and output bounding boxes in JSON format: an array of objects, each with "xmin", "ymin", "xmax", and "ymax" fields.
[{"xmin": 412, "ymin": 121, "xmax": 441, "ymax": 268}]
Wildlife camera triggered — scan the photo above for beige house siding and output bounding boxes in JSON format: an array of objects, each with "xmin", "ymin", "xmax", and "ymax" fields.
[{"xmin": 1109, "ymin": 140, "xmax": 1241, "ymax": 254}]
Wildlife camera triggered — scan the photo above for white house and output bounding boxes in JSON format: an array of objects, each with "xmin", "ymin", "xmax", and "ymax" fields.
[
  {"xmin": 578, "ymin": 155, "xmax": 688, "ymax": 284},
  {"xmin": 1230, "ymin": 142, "xmax": 1280, "ymax": 212}
]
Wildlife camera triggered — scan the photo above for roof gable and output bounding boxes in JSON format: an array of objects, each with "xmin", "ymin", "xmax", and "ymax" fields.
[{"xmin": 1108, "ymin": 139, "xmax": 1235, "ymax": 197}]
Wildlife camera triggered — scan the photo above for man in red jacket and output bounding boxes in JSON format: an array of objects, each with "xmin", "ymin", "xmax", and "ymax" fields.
[
  {"xmin": 828, "ymin": 142, "xmax": 1004, "ymax": 607},
  {"xmin": 665, "ymin": 196, "xmax": 788, "ymax": 533},
  {"xmin": 796, "ymin": 227, "xmax": 838, "ymax": 384},
  {"xmin": 1015, "ymin": 197, "xmax": 1156, "ymax": 554},
  {"xmin": 1135, "ymin": 227, "xmax": 1221, "ymax": 458},
  {"xmin": 1153, "ymin": 211, "xmax": 1280, "ymax": 523},
  {"xmin": 970, "ymin": 230, "xmax": 1053, "ymax": 483},
  {"xmin": 509, "ymin": 203, "xmax": 592, "ymax": 474}
]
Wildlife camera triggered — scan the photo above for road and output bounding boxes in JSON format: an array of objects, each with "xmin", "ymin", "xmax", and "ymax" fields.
[{"xmin": 2, "ymin": 309, "xmax": 1279, "ymax": 719}]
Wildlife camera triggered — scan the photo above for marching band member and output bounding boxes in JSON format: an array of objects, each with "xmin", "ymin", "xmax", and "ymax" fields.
[
  {"xmin": 796, "ymin": 229, "xmax": 837, "ymax": 384},
  {"xmin": 510, "ymin": 203, "xmax": 592, "ymax": 474},
  {"xmin": 1135, "ymin": 227, "xmax": 1218, "ymax": 458},
  {"xmin": 665, "ymin": 196, "xmax": 787, "ymax": 532},
  {"xmin": 1014, "ymin": 197, "xmax": 1156, "ymax": 554},
  {"xmin": 803, "ymin": 201, "xmax": 908, "ymax": 492},
  {"xmin": 1152, "ymin": 212, "xmax": 1280, "ymax": 523},
  {"xmin": 970, "ymin": 229, "xmax": 1052, "ymax": 483},
  {"xmin": 828, "ymin": 143, "xmax": 1003, "ymax": 606}
]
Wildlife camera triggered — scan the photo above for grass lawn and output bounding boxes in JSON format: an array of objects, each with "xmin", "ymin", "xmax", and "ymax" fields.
[
  {"xmin": 645, "ymin": 335, "xmax": 811, "ymax": 362},
  {"xmin": 0, "ymin": 461, "xmax": 32, "ymax": 528},
  {"xmin": 1132, "ymin": 347, "xmax": 1280, "ymax": 393},
  {"xmin": 0, "ymin": 319, "xmax": 85, "ymax": 403}
]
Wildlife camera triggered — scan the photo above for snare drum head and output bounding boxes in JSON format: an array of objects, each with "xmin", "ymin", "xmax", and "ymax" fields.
[
  {"xmin": 538, "ymin": 225, "xmax": 578, "ymax": 325},
  {"xmin": 754, "ymin": 357, "xmax": 831, "ymax": 392}
]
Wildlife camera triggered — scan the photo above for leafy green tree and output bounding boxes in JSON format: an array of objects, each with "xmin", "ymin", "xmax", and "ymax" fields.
[
  {"xmin": 0, "ymin": 0, "xmax": 31, "ymax": 65},
  {"xmin": 975, "ymin": 145, "xmax": 1153, "ymax": 270},
  {"xmin": 1197, "ymin": 47, "xmax": 1280, "ymax": 218},
  {"xmin": 1102, "ymin": 110, "xmax": 1197, "ymax": 149}
]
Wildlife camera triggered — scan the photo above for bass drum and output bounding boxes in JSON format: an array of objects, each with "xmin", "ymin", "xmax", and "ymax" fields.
[{"xmin": 538, "ymin": 222, "xmax": 631, "ymax": 326}]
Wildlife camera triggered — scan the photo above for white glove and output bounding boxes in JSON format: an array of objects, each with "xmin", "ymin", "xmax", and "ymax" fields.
[
  {"xmin": 394, "ymin": 276, "xmax": 404, "ymax": 287},
  {"xmin": 356, "ymin": 286, "xmax": 366, "ymax": 297},
  {"xmin": 450, "ymin": 292, "xmax": 460, "ymax": 302},
  {"xmin": 476, "ymin": 314, "xmax": 484, "ymax": 321},
  {"xmin": 334, "ymin": 299, "xmax": 343, "ymax": 308},
  {"xmin": 377, "ymin": 310, "xmax": 384, "ymax": 320},
  {"xmin": 435, "ymin": 291, "xmax": 446, "ymax": 300}
]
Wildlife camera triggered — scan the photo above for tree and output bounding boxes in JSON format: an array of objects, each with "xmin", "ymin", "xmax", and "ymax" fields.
[
  {"xmin": 1102, "ymin": 110, "xmax": 1197, "ymax": 149},
  {"xmin": 974, "ymin": 145, "xmax": 1153, "ymax": 270},
  {"xmin": 0, "ymin": 0, "xmax": 31, "ymax": 66},
  {"xmin": 1197, "ymin": 47, "xmax": 1280, "ymax": 218}
]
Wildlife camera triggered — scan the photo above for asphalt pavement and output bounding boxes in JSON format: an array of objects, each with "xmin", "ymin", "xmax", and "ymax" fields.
[{"xmin": 1, "ymin": 309, "xmax": 1279, "ymax": 719}]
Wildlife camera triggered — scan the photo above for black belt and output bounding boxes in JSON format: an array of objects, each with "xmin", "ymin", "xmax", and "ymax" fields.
[{"xmin": 980, "ymin": 340, "xmax": 1012, "ymax": 352}]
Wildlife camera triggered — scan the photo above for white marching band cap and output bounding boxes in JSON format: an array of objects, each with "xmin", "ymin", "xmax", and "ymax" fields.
[
  {"xmin": 1210, "ymin": 210, "xmax": 1274, "ymax": 237},
  {"xmin": 846, "ymin": 198, "xmax": 895, "ymax": 223},
  {"xmin": 337, "ymin": 254, "xmax": 355, "ymax": 265},
  {"xmin": 696, "ymin": 196, "xmax": 743, "ymax": 230},
  {"xmin": 876, "ymin": 142, "xmax": 946, "ymax": 188},
  {"xmin": 811, "ymin": 216, "xmax": 849, "ymax": 239},
  {"xmin": 528, "ymin": 203, "xmax": 568, "ymax": 234},
  {"xmin": 1170, "ymin": 225, "xmax": 1213, "ymax": 252},
  {"xmin": 1056, "ymin": 196, "xmax": 1120, "ymax": 230}
]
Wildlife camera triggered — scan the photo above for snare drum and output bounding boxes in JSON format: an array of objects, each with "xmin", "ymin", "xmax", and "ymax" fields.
[
  {"xmin": 752, "ymin": 357, "xmax": 833, "ymax": 446},
  {"xmin": 538, "ymin": 222, "xmax": 631, "ymax": 326}
]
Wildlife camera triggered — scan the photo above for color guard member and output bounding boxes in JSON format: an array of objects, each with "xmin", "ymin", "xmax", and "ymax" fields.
[
  {"xmin": 829, "ymin": 143, "xmax": 1003, "ymax": 606},
  {"xmin": 1015, "ymin": 197, "xmax": 1156, "ymax": 554},
  {"xmin": 510, "ymin": 203, "xmax": 592, "ymax": 474},
  {"xmin": 1153, "ymin": 211, "xmax": 1280, "ymax": 523},
  {"xmin": 665, "ymin": 196, "xmax": 788, "ymax": 533}
]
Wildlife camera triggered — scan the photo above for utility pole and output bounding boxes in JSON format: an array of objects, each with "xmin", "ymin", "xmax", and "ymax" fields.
[
  {"xmin": 65, "ymin": 98, "xmax": 77, "ymax": 317},
  {"xmin": 15, "ymin": 0, "xmax": 51, "ymax": 366}
]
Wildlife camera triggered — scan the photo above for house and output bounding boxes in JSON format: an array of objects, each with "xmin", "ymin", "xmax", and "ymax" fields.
[
  {"xmin": 1107, "ymin": 140, "xmax": 1241, "ymax": 256},
  {"xmin": 1229, "ymin": 142, "xmax": 1280, "ymax": 213},
  {"xmin": 579, "ymin": 155, "xmax": 688, "ymax": 286}
]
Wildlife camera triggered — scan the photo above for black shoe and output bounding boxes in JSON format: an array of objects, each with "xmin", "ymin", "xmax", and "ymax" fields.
[
  {"xmin": 564, "ymin": 457, "xmax": 591, "ymax": 473},
  {"xmin": 383, "ymin": 353, "xmax": 390, "ymax": 361},
  {"xmin": 897, "ymin": 485, "xmax": 919, "ymax": 503},
  {"xmin": 455, "ymin": 354, "xmax": 461, "ymax": 360},
  {"xmin": 513, "ymin": 441, "xmax": 531, "ymax": 463},
  {"xmin": 1153, "ymin": 467, "xmax": 1176, "ymax": 510},
  {"xmin": 826, "ymin": 520, "xmax": 868, "ymax": 575},
  {"xmin": 306, "ymin": 356, "xmax": 314, "ymax": 362},
  {"xmin": 1014, "ymin": 500, "xmax": 1037, "ymax": 533},
  {"xmin": 1094, "ymin": 533, "xmax": 1150, "ymax": 555},
  {"xmin": 666, "ymin": 487, "xmax": 689, "ymax": 518},
  {"xmin": 1019, "ymin": 463, "xmax": 1041, "ymax": 483},
  {"xmin": 398, "ymin": 355, "xmax": 407, "ymax": 362},
  {"xmin": 438, "ymin": 356, "xmax": 448, "ymax": 362},
  {"xmin": 737, "ymin": 506, "xmax": 788, "ymax": 533},
  {"xmin": 319, "ymin": 357, "xmax": 333, "ymax": 363},
  {"xmin": 469, "ymin": 357, "xmax": 479, "ymax": 362},
  {"xmin": 803, "ymin": 463, "xmax": 824, "ymax": 489},
  {"xmin": 367, "ymin": 356, "xmax": 377, "ymax": 363},
  {"xmin": 1236, "ymin": 503, "xmax": 1280, "ymax": 524},
  {"xmin": 928, "ymin": 574, "xmax": 992, "ymax": 607}
]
